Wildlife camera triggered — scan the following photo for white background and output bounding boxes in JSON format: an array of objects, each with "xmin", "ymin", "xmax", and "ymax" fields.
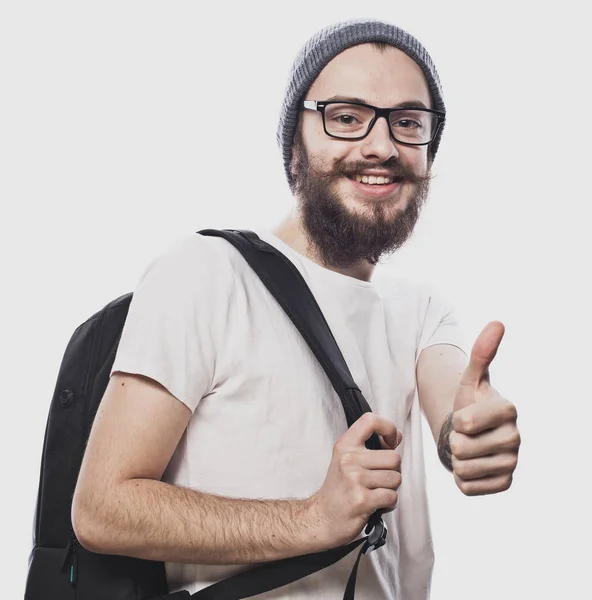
[{"xmin": 2, "ymin": 1, "xmax": 590, "ymax": 598}]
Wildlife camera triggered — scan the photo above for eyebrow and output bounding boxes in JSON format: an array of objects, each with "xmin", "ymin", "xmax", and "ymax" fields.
[{"xmin": 325, "ymin": 95, "xmax": 430, "ymax": 110}]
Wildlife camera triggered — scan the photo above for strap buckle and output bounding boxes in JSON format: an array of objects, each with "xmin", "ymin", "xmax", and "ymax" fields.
[{"xmin": 363, "ymin": 519, "xmax": 387, "ymax": 555}]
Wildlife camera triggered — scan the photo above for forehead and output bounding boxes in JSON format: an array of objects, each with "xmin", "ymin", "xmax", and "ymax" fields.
[{"xmin": 306, "ymin": 43, "xmax": 432, "ymax": 108}]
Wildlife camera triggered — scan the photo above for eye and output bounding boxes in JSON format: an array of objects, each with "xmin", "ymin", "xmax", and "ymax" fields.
[
  {"xmin": 323, "ymin": 103, "xmax": 373, "ymax": 136},
  {"xmin": 392, "ymin": 119, "xmax": 421, "ymax": 129},
  {"xmin": 334, "ymin": 113, "xmax": 362, "ymax": 125}
]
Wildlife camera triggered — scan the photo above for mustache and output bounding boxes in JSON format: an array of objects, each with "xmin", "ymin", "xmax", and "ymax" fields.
[{"xmin": 317, "ymin": 158, "xmax": 433, "ymax": 184}]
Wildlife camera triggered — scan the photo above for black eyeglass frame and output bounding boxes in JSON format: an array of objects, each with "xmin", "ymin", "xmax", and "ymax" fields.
[{"xmin": 302, "ymin": 100, "xmax": 446, "ymax": 146}]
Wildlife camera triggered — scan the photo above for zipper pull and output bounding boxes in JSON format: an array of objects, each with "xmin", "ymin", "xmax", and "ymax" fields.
[
  {"xmin": 69, "ymin": 543, "xmax": 79, "ymax": 585},
  {"xmin": 60, "ymin": 538, "xmax": 79, "ymax": 586}
]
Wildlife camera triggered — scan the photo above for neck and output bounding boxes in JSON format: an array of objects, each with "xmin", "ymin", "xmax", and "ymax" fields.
[{"xmin": 270, "ymin": 207, "xmax": 376, "ymax": 283}]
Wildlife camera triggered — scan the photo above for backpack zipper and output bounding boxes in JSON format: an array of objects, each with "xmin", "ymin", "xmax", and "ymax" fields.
[{"xmin": 61, "ymin": 536, "xmax": 79, "ymax": 585}]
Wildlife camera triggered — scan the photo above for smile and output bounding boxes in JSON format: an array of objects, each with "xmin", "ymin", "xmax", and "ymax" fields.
[
  {"xmin": 346, "ymin": 175, "xmax": 403, "ymax": 198},
  {"xmin": 347, "ymin": 173, "xmax": 405, "ymax": 185},
  {"xmin": 354, "ymin": 174, "xmax": 393, "ymax": 185}
]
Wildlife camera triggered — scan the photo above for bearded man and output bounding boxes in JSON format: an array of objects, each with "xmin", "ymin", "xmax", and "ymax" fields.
[{"xmin": 72, "ymin": 19, "xmax": 521, "ymax": 600}]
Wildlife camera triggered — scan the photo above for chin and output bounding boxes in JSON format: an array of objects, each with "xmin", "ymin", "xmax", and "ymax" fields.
[{"xmin": 342, "ymin": 188, "xmax": 409, "ymax": 215}]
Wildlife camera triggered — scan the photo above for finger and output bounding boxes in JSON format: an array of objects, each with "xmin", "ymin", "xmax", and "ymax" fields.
[
  {"xmin": 454, "ymin": 472, "xmax": 513, "ymax": 496},
  {"xmin": 379, "ymin": 429, "xmax": 403, "ymax": 449},
  {"xmin": 356, "ymin": 449, "xmax": 402, "ymax": 472},
  {"xmin": 452, "ymin": 451, "xmax": 518, "ymax": 481},
  {"xmin": 368, "ymin": 487, "xmax": 399, "ymax": 513},
  {"xmin": 359, "ymin": 469, "xmax": 402, "ymax": 491},
  {"xmin": 452, "ymin": 397, "xmax": 518, "ymax": 435},
  {"xmin": 343, "ymin": 413, "xmax": 399, "ymax": 448},
  {"xmin": 449, "ymin": 423, "xmax": 521, "ymax": 460},
  {"xmin": 459, "ymin": 321, "xmax": 505, "ymax": 388}
]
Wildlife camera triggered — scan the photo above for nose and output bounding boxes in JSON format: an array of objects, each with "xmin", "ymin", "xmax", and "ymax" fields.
[{"xmin": 360, "ymin": 116, "xmax": 399, "ymax": 162}]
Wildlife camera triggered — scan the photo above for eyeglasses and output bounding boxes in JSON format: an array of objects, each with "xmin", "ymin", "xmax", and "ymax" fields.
[{"xmin": 302, "ymin": 100, "xmax": 445, "ymax": 145}]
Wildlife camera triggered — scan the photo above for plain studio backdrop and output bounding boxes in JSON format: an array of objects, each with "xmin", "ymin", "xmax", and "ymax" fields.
[{"xmin": 1, "ymin": 1, "xmax": 590, "ymax": 598}]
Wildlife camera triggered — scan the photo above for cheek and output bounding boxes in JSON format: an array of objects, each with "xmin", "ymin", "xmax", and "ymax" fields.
[
  {"xmin": 301, "ymin": 117, "xmax": 354, "ymax": 169},
  {"xmin": 399, "ymin": 146, "xmax": 429, "ymax": 174},
  {"xmin": 307, "ymin": 144, "xmax": 352, "ymax": 173}
]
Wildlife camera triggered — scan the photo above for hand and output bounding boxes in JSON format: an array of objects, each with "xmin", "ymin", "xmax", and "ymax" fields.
[
  {"xmin": 449, "ymin": 321, "xmax": 521, "ymax": 496},
  {"xmin": 308, "ymin": 413, "xmax": 403, "ymax": 549}
]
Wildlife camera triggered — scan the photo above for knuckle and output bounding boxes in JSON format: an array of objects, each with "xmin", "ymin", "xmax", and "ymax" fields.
[
  {"xmin": 352, "ymin": 488, "xmax": 370, "ymax": 512},
  {"xmin": 461, "ymin": 481, "xmax": 476, "ymax": 496},
  {"xmin": 507, "ymin": 453, "xmax": 519, "ymax": 471},
  {"xmin": 449, "ymin": 433, "xmax": 464, "ymax": 458},
  {"xmin": 360, "ymin": 412, "xmax": 376, "ymax": 427},
  {"xmin": 381, "ymin": 489, "xmax": 398, "ymax": 510},
  {"xmin": 459, "ymin": 413, "xmax": 476, "ymax": 433},
  {"xmin": 339, "ymin": 451, "xmax": 355, "ymax": 468},
  {"xmin": 507, "ymin": 430, "xmax": 521, "ymax": 450},
  {"xmin": 390, "ymin": 490, "xmax": 399, "ymax": 509},
  {"xmin": 488, "ymin": 476, "xmax": 511, "ymax": 495},
  {"xmin": 333, "ymin": 439, "xmax": 347, "ymax": 456},
  {"xmin": 504, "ymin": 402, "xmax": 518, "ymax": 422},
  {"xmin": 455, "ymin": 475, "xmax": 472, "ymax": 496},
  {"xmin": 385, "ymin": 452, "xmax": 400, "ymax": 471},
  {"xmin": 453, "ymin": 459, "xmax": 469, "ymax": 479},
  {"xmin": 501, "ymin": 474, "xmax": 513, "ymax": 492}
]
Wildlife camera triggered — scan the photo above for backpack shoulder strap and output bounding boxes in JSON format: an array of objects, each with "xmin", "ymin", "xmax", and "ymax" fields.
[{"xmin": 198, "ymin": 228, "xmax": 378, "ymax": 438}]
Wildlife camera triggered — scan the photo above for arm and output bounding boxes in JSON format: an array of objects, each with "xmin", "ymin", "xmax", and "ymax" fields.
[
  {"xmin": 416, "ymin": 344, "xmax": 468, "ymax": 471},
  {"xmin": 416, "ymin": 324, "xmax": 520, "ymax": 495},
  {"xmin": 72, "ymin": 373, "xmax": 406, "ymax": 564},
  {"xmin": 72, "ymin": 372, "xmax": 321, "ymax": 565}
]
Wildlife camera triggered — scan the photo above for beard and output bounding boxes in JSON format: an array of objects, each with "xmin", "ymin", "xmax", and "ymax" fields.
[{"xmin": 292, "ymin": 141, "xmax": 432, "ymax": 269}]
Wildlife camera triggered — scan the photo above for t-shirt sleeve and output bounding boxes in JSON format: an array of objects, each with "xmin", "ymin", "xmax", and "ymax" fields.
[
  {"xmin": 415, "ymin": 285, "xmax": 469, "ymax": 366},
  {"xmin": 110, "ymin": 234, "xmax": 231, "ymax": 413}
]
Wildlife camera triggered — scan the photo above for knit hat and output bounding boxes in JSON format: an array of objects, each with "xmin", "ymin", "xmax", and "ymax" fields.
[{"xmin": 277, "ymin": 18, "xmax": 446, "ymax": 189}]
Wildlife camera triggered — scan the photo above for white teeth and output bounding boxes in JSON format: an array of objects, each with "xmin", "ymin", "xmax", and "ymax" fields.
[{"xmin": 354, "ymin": 174, "xmax": 393, "ymax": 185}]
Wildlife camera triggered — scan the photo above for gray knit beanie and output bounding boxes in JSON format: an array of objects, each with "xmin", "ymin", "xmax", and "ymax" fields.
[{"xmin": 277, "ymin": 18, "xmax": 446, "ymax": 189}]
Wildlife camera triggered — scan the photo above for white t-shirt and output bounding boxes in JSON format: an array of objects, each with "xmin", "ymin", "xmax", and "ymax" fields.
[{"xmin": 110, "ymin": 226, "xmax": 467, "ymax": 600}]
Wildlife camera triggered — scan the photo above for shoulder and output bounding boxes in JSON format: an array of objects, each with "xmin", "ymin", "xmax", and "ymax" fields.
[
  {"xmin": 139, "ymin": 232, "xmax": 236, "ymax": 283},
  {"xmin": 375, "ymin": 272, "xmax": 457, "ymax": 327},
  {"xmin": 375, "ymin": 271, "xmax": 438, "ymax": 310},
  {"xmin": 145, "ymin": 232, "xmax": 234, "ymax": 271},
  {"xmin": 129, "ymin": 232, "xmax": 238, "ymax": 307}
]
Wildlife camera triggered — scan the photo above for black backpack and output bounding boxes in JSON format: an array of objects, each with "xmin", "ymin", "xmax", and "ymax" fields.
[{"xmin": 25, "ymin": 229, "xmax": 387, "ymax": 600}]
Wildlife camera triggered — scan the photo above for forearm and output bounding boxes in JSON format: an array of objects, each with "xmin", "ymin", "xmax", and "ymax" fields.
[
  {"xmin": 76, "ymin": 478, "xmax": 322, "ymax": 564},
  {"xmin": 416, "ymin": 344, "xmax": 467, "ymax": 472}
]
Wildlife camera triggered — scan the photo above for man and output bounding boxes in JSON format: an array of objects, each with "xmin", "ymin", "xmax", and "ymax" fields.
[{"xmin": 71, "ymin": 18, "xmax": 521, "ymax": 599}]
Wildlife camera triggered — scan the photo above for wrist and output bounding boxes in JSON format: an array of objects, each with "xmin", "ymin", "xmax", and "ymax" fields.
[{"xmin": 302, "ymin": 494, "xmax": 333, "ymax": 553}]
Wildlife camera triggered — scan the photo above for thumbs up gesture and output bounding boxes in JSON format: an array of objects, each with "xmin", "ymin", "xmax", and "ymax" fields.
[{"xmin": 445, "ymin": 321, "xmax": 521, "ymax": 496}]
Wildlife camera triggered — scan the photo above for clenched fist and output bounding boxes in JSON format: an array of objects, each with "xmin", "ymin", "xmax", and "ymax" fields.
[
  {"xmin": 308, "ymin": 413, "xmax": 403, "ymax": 550},
  {"xmin": 439, "ymin": 321, "xmax": 521, "ymax": 496}
]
